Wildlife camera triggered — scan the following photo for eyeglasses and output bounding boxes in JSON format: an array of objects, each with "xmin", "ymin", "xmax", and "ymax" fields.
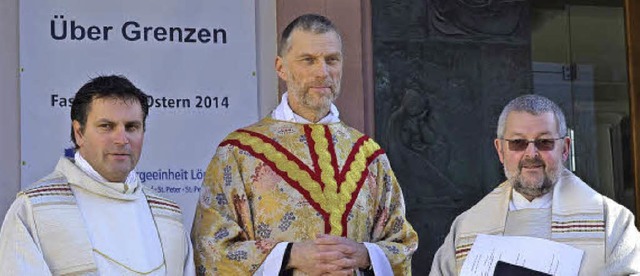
[{"xmin": 501, "ymin": 138, "xmax": 564, "ymax": 151}]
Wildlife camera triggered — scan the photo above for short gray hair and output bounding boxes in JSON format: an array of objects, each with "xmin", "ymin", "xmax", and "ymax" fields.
[
  {"xmin": 278, "ymin": 14, "xmax": 341, "ymax": 56},
  {"xmin": 496, "ymin": 94, "xmax": 567, "ymax": 138}
]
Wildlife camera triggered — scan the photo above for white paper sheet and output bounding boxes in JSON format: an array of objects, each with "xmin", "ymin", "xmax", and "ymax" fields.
[{"xmin": 460, "ymin": 234, "xmax": 584, "ymax": 276}]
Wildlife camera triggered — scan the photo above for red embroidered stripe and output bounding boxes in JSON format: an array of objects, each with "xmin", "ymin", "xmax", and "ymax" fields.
[
  {"xmin": 340, "ymin": 148, "xmax": 385, "ymax": 236},
  {"xmin": 552, "ymin": 220, "xmax": 605, "ymax": 233},
  {"xmin": 337, "ymin": 135, "xmax": 370, "ymax": 184},
  {"xmin": 147, "ymin": 199, "xmax": 180, "ymax": 210},
  {"xmin": 553, "ymin": 221, "xmax": 604, "ymax": 224},
  {"xmin": 455, "ymin": 248, "xmax": 471, "ymax": 259},
  {"xmin": 552, "ymin": 229, "xmax": 605, "ymax": 233},
  {"xmin": 235, "ymin": 129, "xmax": 322, "ymax": 185},
  {"xmin": 26, "ymin": 192, "xmax": 74, "ymax": 198},
  {"xmin": 223, "ymin": 139, "xmax": 332, "ymax": 233},
  {"xmin": 552, "ymin": 224, "xmax": 605, "ymax": 229},
  {"xmin": 222, "ymin": 129, "xmax": 381, "ymax": 236},
  {"xmin": 150, "ymin": 204, "xmax": 182, "ymax": 214},
  {"xmin": 552, "ymin": 220, "xmax": 605, "ymax": 232},
  {"xmin": 324, "ymin": 125, "xmax": 340, "ymax": 187},
  {"xmin": 304, "ymin": 126, "xmax": 322, "ymax": 185},
  {"xmin": 25, "ymin": 186, "xmax": 72, "ymax": 195}
]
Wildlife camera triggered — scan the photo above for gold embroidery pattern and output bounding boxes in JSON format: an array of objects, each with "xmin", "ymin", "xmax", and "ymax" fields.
[
  {"xmin": 146, "ymin": 195, "xmax": 182, "ymax": 214},
  {"xmin": 223, "ymin": 127, "xmax": 382, "ymax": 236},
  {"xmin": 339, "ymin": 138, "xmax": 380, "ymax": 218},
  {"xmin": 225, "ymin": 131, "xmax": 328, "ymax": 208},
  {"xmin": 23, "ymin": 184, "xmax": 74, "ymax": 198},
  {"xmin": 310, "ymin": 125, "xmax": 342, "ymax": 234},
  {"xmin": 455, "ymin": 243, "xmax": 473, "ymax": 260},
  {"xmin": 551, "ymin": 220, "xmax": 605, "ymax": 233}
]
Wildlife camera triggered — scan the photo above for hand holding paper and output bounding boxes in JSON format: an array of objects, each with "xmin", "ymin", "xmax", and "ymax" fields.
[{"xmin": 460, "ymin": 234, "xmax": 584, "ymax": 276}]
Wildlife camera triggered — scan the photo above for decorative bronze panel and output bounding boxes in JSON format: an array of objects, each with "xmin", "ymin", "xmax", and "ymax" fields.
[{"xmin": 373, "ymin": 0, "xmax": 531, "ymax": 271}]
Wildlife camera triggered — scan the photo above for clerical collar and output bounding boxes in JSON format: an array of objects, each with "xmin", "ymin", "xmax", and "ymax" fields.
[
  {"xmin": 271, "ymin": 92, "xmax": 341, "ymax": 124},
  {"xmin": 509, "ymin": 189, "xmax": 553, "ymax": 211},
  {"xmin": 73, "ymin": 151, "xmax": 138, "ymax": 194}
]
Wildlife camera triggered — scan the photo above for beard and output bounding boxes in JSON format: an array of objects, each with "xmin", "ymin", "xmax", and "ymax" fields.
[
  {"xmin": 287, "ymin": 76, "xmax": 340, "ymax": 113},
  {"xmin": 504, "ymin": 155, "xmax": 562, "ymax": 199}
]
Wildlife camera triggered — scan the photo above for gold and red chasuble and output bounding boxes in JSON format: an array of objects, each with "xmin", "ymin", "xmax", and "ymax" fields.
[{"xmin": 220, "ymin": 124, "xmax": 385, "ymax": 236}]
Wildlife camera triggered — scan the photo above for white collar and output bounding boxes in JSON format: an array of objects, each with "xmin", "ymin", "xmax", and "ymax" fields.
[
  {"xmin": 509, "ymin": 188, "xmax": 553, "ymax": 211},
  {"xmin": 271, "ymin": 92, "xmax": 340, "ymax": 124},
  {"xmin": 74, "ymin": 151, "xmax": 139, "ymax": 193}
]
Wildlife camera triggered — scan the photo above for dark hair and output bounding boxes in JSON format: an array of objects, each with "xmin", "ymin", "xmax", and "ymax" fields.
[
  {"xmin": 70, "ymin": 75, "xmax": 149, "ymax": 148},
  {"xmin": 278, "ymin": 13, "xmax": 341, "ymax": 56}
]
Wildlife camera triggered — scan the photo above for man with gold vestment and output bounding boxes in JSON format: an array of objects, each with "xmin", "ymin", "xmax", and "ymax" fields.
[{"xmin": 192, "ymin": 14, "xmax": 418, "ymax": 275}]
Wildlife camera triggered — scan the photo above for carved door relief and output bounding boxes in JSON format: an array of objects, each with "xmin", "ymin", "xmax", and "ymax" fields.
[
  {"xmin": 372, "ymin": 0, "xmax": 636, "ymax": 273},
  {"xmin": 373, "ymin": 0, "xmax": 531, "ymax": 273}
]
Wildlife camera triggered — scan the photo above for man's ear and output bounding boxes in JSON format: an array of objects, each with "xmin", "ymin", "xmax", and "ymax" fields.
[
  {"xmin": 494, "ymin": 138, "xmax": 505, "ymax": 164},
  {"xmin": 275, "ymin": 56, "xmax": 287, "ymax": 81},
  {"xmin": 72, "ymin": 120, "xmax": 85, "ymax": 147},
  {"xmin": 562, "ymin": 136, "xmax": 571, "ymax": 161}
]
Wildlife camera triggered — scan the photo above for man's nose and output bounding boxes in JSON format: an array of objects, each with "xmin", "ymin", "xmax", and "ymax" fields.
[
  {"xmin": 523, "ymin": 141, "xmax": 538, "ymax": 157},
  {"xmin": 313, "ymin": 61, "xmax": 329, "ymax": 78},
  {"xmin": 113, "ymin": 126, "xmax": 129, "ymax": 144}
]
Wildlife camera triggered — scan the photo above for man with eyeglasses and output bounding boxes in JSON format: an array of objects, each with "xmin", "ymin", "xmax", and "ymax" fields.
[{"xmin": 430, "ymin": 95, "xmax": 640, "ymax": 275}]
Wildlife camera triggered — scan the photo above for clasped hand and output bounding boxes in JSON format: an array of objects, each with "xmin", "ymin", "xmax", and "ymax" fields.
[{"xmin": 287, "ymin": 234, "xmax": 371, "ymax": 276}]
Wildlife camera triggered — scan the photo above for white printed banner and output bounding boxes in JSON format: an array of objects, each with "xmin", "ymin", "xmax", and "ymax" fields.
[{"xmin": 20, "ymin": 0, "xmax": 258, "ymax": 230}]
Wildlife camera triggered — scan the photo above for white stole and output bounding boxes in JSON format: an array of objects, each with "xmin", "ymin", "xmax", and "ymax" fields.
[{"xmin": 453, "ymin": 170, "xmax": 605, "ymax": 275}]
